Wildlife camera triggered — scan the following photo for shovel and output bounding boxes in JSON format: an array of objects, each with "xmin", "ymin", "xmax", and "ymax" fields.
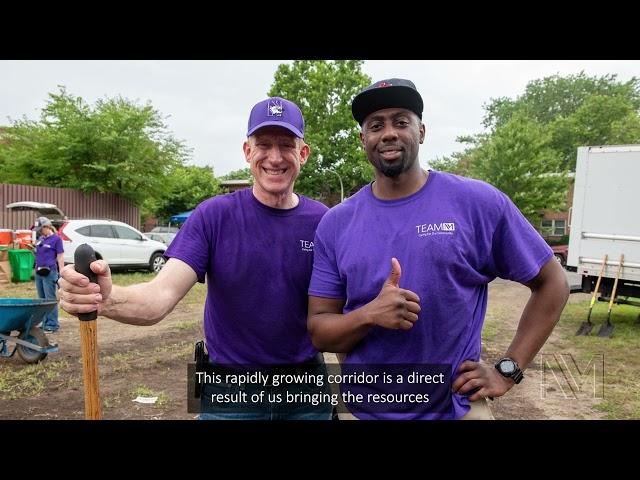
[
  {"xmin": 598, "ymin": 254, "xmax": 624, "ymax": 338},
  {"xmin": 576, "ymin": 254, "xmax": 608, "ymax": 336},
  {"xmin": 74, "ymin": 244, "xmax": 103, "ymax": 420}
]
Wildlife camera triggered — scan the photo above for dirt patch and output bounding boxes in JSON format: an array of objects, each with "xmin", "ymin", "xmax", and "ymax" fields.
[
  {"xmin": 0, "ymin": 276, "xmax": 614, "ymax": 420},
  {"xmin": 483, "ymin": 279, "xmax": 605, "ymax": 420},
  {"xmin": 0, "ymin": 295, "xmax": 204, "ymax": 420}
]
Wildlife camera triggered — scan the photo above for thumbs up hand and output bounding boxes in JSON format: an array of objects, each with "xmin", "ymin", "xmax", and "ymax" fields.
[
  {"xmin": 363, "ymin": 258, "xmax": 421, "ymax": 330},
  {"xmin": 385, "ymin": 257, "xmax": 402, "ymax": 288}
]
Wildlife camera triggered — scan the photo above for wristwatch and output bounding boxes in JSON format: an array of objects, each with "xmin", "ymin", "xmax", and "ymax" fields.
[{"xmin": 495, "ymin": 357, "xmax": 524, "ymax": 384}]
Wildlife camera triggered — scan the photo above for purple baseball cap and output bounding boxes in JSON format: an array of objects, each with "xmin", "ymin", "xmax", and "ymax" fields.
[{"xmin": 247, "ymin": 97, "xmax": 305, "ymax": 138}]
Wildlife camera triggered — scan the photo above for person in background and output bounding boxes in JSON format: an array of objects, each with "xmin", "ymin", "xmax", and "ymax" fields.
[{"xmin": 33, "ymin": 216, "xmax": 64, "ymax": 333}]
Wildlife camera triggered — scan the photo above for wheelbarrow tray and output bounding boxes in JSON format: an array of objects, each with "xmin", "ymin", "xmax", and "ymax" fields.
[
  {"xmin": 0, "ymin": 299, "xmax": 60, "ymax": 361},
  {"xmin": 0, "ymin": 298, "xmax": 58, "ymax": 332}
]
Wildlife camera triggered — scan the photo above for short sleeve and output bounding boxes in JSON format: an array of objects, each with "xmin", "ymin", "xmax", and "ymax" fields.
[
  {"xmin": 484, "ymin": 194, "xmax": 553, "ymax": 283},
  {"xmin": 54, "ymin": 236, "xmax": 64, "ymax": 254},
  {"xmin": 308, "ymin": 213, "xmax": 346, "ymax": 299},
  {"xmin": 164, "ymin": 206, "xmax": 211, "ymax": 283}
]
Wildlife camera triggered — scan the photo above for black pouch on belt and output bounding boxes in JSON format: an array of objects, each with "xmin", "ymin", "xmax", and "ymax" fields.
[
  {"xmin": 36, "ymin": 266, "xmax": 51, "ymax": 277},
  {"xmin": 194, "ymin": 340, "xmax": 207, "ymax": 398}
]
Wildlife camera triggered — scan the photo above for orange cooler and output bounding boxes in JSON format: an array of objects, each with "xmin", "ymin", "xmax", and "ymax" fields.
[
  {"xmin": 0, "ymin": 229, "xmax": 13, "ymax": 245},
  {"xmin": 15, "ymin": 230, "xmax": 34, "ymax": 249}
]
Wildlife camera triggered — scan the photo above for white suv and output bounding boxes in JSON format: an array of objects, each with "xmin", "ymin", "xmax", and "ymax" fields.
[{"xmin": 59, "ymin": 220, "xmax": 167, "ymax": 273}]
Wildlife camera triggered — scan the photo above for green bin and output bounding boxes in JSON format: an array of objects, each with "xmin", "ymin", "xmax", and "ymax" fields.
[{"xmin": 8, "ymin": 249, "xmax": 35, "ymax": 282}]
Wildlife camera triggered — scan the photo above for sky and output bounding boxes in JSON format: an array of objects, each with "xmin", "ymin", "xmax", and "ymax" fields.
[{"xmin": 1, "ymin": 60, "xmax": 639, "ymax": 176}]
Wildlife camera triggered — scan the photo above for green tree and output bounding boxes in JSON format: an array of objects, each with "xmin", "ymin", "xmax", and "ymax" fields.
[
  {"xmin": 468, "ymin": 113, "xmax": 568, "ymax": 225},
  {"xmin": 550, "ymin": 95, "xmax": 640, "ymax": 168},
  {"xmin": 430, "ymin": 72, "xmax": 640, "ymax": 223},
  {"xmin": 483, "ymin": 72, "xmax": 640, "ymax": 130},
  {"xmin": 268, "ymin": 60, "xmax": 372, "ymax": 203},
  {"xmin": 479, "ymin": 72, "xmax": 640, "ymax": 170},
  {"xmin": 219, "ymin": 167, "xmax": 252, "ymax": 181},
  {"xmin": 145, "ymin": 164, "xmax": 220, "ymax": 222},
  {"xmin": 0, "ymin": 86, "xmax": 189, "ymax": 205},
  {"xmin": 429, "ymin": 134, "xmax": 488, "ymax": 176}
]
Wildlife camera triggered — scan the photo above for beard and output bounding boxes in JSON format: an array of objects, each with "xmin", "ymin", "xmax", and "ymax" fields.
[
  {"xmin": 377, "ymin": 156, "xmax": 413, "ymax": 178},
  {"xmin": 380, "ymin": 161, "xmax": 405, "ymax": 178}
]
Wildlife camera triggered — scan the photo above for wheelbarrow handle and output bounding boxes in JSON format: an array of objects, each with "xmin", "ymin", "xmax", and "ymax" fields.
[{"xmin": 74, "ymin": 244, "xmax": 102, "ymax": 420}]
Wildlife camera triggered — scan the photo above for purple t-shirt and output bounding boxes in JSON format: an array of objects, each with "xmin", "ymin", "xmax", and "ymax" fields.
[
  {"xmin": 309, "ymin": 171, "xmax": 553, "ymax": 419},
  {"xmin": 165, "ymin": 188, "xmax": 328, "ymax": 366},
  {"xmin": 35, "ymin": 234, "xmax": 64, "ymax": 270}
]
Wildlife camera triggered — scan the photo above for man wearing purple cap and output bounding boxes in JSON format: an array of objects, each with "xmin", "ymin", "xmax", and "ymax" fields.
[
  {"xmin": 58, "ymin": 97, "xmax": 333, "ymax": 420},
  {"xmin": 308, "ymin": 79, "xmax": 570, "ymax": 420}
]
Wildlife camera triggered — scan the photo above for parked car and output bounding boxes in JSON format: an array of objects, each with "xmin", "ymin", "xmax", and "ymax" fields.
[
  {"xmin": 551, "ymin": 244, "xmax": 568, "ymax": 268},
  {"xmin": 59, "ymin": 219, "xmax": 167, "ymax": 273},
  {"xmin": 145, "ymin": 232, "xmax": 176, "ymax": 246},
  {"xmin": 151, "ymin": 226, "xmax": 179, "ymax": 234},
  {"xmin": 5, "ymin": 201, "xmax": 67, "ymax": 229}
]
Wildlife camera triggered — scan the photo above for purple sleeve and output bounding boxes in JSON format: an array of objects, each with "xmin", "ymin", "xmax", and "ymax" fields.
[
  {"xmin": 485, "ymin": 195, "xmax": 554, "ymax": 283},
  {"xmin": 308, "ymin": 213, "xmax": 346, "ymax": 299},
  {"xmin": 54, "ymin": 235, "xmax": 64, "ymax": 254},
  {"xmin": 164, "ymin": 207, "xmax": 211, "ymax": 283}
]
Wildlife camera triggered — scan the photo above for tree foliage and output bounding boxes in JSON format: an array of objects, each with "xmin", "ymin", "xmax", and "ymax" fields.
[
  {"xmin": 268, "ymin": 60, "xmax": 372, "ymax": 203},
  {"xmin": 481, "ymin": 72, "xmax": 640, "ymax": 170},
  {"xmin": 483, "ymin": 72, "xmax": 640, "ymax": 130},
  {"xmin": 468, "ymin": 114, "xmax": 567, "ymax": 224},
  {"xmin": 144, "ymin": 164, "xmax": 220, "ymax": 222},
  {"xmin": 219, "ymin": 167, "xmax": 252, "ymax": 181},
  {"xmin": 432, "ymin": 72, "xmax": 640, "ymax": 222},
  {"xmin": 0, "ymin": 86, "xmax": 190, "ymax": 206}
]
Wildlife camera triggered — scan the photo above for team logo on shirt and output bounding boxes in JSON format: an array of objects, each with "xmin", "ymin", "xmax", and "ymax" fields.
[
  {"xmin": 300, "ymin": 240, "xmax": 314, "ymax": 252},
  {"xmin": 416, "ymin": 222, "xmax": 455, "ymax": 237}
]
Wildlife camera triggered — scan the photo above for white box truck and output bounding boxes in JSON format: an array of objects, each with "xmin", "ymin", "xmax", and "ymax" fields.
[{"xmin": 568, "ymin": 145, "xmax": 640, "ymax": 306}]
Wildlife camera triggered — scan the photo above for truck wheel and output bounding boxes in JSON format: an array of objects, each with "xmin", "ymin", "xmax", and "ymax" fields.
[
  {"xmin": 554, "ymin": 253, "xmax": 566, "ymax": 268},
  {"xmin": 17, "ymin": 327, "xmax": 49, "ymax": 364}
]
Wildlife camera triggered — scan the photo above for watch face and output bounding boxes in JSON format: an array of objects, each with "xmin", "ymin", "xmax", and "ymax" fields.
[{"xmin": 500, "ymin": 360, "xmax": 516, "ymax": 374}]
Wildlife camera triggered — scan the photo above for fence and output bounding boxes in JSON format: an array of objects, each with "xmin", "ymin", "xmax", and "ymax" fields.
[{"xmin": 0, "ymin": 183, "xmax": 139, "ymax": 230}]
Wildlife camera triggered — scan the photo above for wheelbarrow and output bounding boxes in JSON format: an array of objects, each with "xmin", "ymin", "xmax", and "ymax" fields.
[{"xmin": 0, "ymin": 299, "xmax": 60, "ymax": 364}]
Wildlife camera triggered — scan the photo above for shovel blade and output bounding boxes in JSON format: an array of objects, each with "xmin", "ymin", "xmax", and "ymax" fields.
[
  {"xmin": 597, "ymin": 323, "xmax": 614, "ymax": 338},
  {"xmin": 576, "ymin": 322, "xmax": 593, "ymax": 336}
]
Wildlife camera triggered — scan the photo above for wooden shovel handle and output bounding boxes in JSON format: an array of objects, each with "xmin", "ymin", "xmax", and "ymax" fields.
[
  {"xmin": 590, "ymin": 254, "xmax": 608, "ymax": 309},
  {"xmin": 75, "ymin": 244, "xmax": 102, "ymax": 420},
  {"xmin": 608, "ymin": 254, "xmax": 625, "ymax": 311},
  {"xmin": 80, "ymin": 320, "xmax": 102, "ymax": 419}
]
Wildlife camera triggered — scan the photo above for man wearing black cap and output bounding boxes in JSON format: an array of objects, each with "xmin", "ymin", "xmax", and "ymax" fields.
[
  {"xmin": 59, "ymin": 97, "xmax": 333, "ymax": 420},
  {"xmin": 308, "ymin": 78, "xmax": 569, "ymax": 420}
]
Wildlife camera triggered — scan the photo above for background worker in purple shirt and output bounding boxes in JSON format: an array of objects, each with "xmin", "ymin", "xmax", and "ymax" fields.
[
  {"xmin": 307, "ymin": 78, "xmax": 570, "ymax": 420},
  {"xmin": 58, "ymin": 97, "xmax": 332, "ymax": 420},
  {"xmin": 33, "ymin": 216, "xmax": 65, "ymax": 333}
]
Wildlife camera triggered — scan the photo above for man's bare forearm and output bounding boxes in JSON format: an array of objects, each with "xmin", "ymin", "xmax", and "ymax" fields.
[
  {"xmin": 309, "ymin": 308, "xmax": 374, "ymax": 353},
  {"xmin": 99, "ymin": 259, "xmax": 198, "ymax": 326},
  {"xmin": 505, "ymin": 259, "xmax": 570, "ymax": 369},
  {"xmin": 101, "ymin": 282, "xmax": 177, "ymax": 326}
]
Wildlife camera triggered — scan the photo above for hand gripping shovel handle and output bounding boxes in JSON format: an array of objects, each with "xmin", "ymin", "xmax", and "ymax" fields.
[{"xmin": 74, "ymin": 244, "xmax": 102, "ymax": 420}]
